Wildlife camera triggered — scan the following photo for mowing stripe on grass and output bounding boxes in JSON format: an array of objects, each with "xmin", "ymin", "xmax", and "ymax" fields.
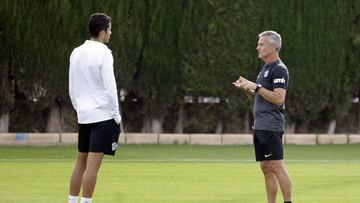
[{"xmin": 1, "ymin": 158, "xmax": 360, "ymax": 163}]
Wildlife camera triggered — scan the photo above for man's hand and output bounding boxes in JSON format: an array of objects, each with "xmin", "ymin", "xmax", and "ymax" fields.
[
  {"xmin": 233, "ymin": 76, "xmax": 256, "ymax": 91},
  {"xmin": 233, "ymin": 76, "xmax": 257, "ymax": 100},
  {"xmin": 233, "ymin": 76, "xmax": 286, "ymax": 105}
]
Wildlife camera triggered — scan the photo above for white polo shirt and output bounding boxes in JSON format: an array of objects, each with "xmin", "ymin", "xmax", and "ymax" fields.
[{"xmin": 69, "ymin": 40, "xmax": 121, "ymax": 124}]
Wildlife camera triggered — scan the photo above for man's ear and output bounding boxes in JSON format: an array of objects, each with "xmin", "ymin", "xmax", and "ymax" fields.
[
  {"xmin": 99, "ymin": 30, "xmax": 106, "ymax": 39},
  {"xmin": 272, "ymin": 44, "xmax": 276, "ymax": 51}
]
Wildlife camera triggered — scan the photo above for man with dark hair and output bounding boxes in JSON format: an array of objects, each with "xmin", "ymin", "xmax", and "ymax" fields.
[
  {"xmin": 68, "ymin": 13, "xmax": 121, "ymax": 203},
  {"xmin": 233, "ymin": 31, "xmax": 292, "ymax": 203}
]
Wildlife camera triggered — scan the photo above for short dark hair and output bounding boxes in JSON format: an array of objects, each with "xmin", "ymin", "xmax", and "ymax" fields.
[{"xmin": 88, "ymin": 13, "xmax": 111, "ymax": 38}]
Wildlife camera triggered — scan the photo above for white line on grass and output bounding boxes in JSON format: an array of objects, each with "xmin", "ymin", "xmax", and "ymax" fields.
[{"xmin": 0, "ymin": 158, "xmax": 360, "ymax": 163}]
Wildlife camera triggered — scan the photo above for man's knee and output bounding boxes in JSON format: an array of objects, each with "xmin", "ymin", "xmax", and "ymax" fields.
[
  {"xmin": 260, "ymin": 161, "xmax": 273, "ymax": 174},
  {"xmin": 261, "ymin": 160, "xmax": 284, "ymax": 174},
  {"xmin": 85, "ymin": 153, "xmax": 104, "ymax": 171},
  {"xmin": 76, "ymin": 153, "xmax": 88, "ymax": 169},
  {"xmin": 269, "ymin": 160, "xmax": 286, "ymax": 174}
]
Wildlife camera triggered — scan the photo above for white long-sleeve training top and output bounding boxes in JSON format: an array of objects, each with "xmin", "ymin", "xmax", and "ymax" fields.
[{"xmin": 69, "ymin": 40, "xmax": 121, "ymax": 124}]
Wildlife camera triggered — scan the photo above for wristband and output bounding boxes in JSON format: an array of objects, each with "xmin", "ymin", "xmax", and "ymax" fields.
[{"xmin": 255, "ymin": 84, "xmax": 262, "ymax": 93}]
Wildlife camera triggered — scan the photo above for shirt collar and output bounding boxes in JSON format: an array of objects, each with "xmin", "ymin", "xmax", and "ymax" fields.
[
  {"xmin": 264, "ymin": 59, "xmax": 281, "ymax": 68},
  {"xmin": 85, "ymin": 40, "xmax": 107, "ymax": 48}
]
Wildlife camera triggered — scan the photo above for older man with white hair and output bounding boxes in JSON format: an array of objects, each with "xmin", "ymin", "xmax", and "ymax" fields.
[{"xmin": 233, "ymin": 30, "xmax": 292, "ymax": 203}]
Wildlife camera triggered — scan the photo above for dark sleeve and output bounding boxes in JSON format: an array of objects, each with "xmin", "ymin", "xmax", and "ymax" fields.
[{"xmin": 272, "ymin": 66, "xmax": 289, "ymax": 89}]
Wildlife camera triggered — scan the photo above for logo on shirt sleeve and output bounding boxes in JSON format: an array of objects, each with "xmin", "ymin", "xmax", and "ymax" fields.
[{"xmin": 274, "ymin": 77, "xmax": 286, "ymax": 84}]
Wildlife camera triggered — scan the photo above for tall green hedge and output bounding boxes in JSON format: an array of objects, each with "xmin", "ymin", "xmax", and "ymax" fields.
[
  {"xmin": 262, "ymin": 0, "xmax": 359, "ymax": 132},
  {"xmin": 0, "ymin": 0, "xmax": 359, "ymax": 133}
]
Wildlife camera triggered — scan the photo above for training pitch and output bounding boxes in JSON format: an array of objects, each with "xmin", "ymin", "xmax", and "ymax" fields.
[{"xmin": 0, "ymin": 144, "xmax": 359, "ymax": 202}]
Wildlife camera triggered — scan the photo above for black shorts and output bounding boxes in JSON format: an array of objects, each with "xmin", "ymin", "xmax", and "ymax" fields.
[
  {"xmin": 253, "ymin": 130, "xmax": 283, "ymax": 161},
  {"xmin": 78, "ymin": 119, "xmax": 121, "ymax": 156}
]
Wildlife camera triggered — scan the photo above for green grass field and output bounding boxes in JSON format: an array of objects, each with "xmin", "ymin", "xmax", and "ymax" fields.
[{"xmin": 0, "ymin": 144, "xmax": 359, "ymax": 203}]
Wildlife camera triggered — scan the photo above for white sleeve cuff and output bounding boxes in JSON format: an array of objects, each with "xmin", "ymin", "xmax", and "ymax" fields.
[{"xmin": 114, "ymin": 115, "xmax": 121, "ymax": 124}]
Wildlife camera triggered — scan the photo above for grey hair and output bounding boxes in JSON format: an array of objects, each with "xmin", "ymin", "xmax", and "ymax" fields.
[{"xmin": 259, "ymin": 31, "xmax": 282, "ymax": 51}]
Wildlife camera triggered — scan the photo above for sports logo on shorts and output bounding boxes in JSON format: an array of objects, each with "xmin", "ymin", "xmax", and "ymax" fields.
[
  {"xmin": 264, "ymin": 153, "xmax": 272, "ymax": 158},
  {"xmin": 111, "ymin": 142, "xmax": 118, "ymax": 151}
]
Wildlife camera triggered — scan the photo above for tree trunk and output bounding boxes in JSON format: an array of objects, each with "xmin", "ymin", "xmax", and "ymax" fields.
[
  {"xmin": 358, "ymin": 103, "xmax": 360, "ymax": 133},
  {"xmin": 243, "ymin": 110, "xmax": 250, "ymax": 133},
  {"xmin": 295, "ymin": 120, "xmax": 308, "ymax": 133},
  {"xmin": 215, "ymin": 120, "xmax": 223, "ymax": 134},
  {"xmin": 141, "ymin": 117, "xmax": 151, "ymax": 133},
  {"xmin": 174, "ymin": 104, "xmax": 184, "ymax": 133},
  {"xmin": 46, "ymin": 105, "xmax": 62, "ymax": 133},
  {"xmin": 151, "ymin": 118, "xmax": 162, "ymax": 134},
  {"xmin": 285, "ymin": 123, "xmax": 295, "ymax": 134},
  {"xmin": 327, "ymin": 119, "xmax": 337, "ymax": 134},
  {"xmin": 0, "ymin": 113, "xmax": 9, "ymax": 133},
  {"xmin": 142, "ymin": 116, "xmax": 162, "ymax": 133}
]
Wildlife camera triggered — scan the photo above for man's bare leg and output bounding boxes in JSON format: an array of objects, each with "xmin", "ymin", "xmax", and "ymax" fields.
[
  {"xmin": 271, "ymin": 160, "xmax": 292, "ymax": 202},
  {"xmin": 261, "ymin": 161, "xmax": 279, "ymax": 203},
  {"xmin": 69, "ymin": 152, "xmax": 88, "ymax": 196},
  {"xmin": 81, "ymin": 152, "xmax": 104, "ymax": 198}
]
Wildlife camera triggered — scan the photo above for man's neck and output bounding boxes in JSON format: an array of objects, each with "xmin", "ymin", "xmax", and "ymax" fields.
[
  {"xmin": 90, "ymin": 37, "xmax": 104, "ymax": 44},
  {"xmin": 263, "ymin": 54, "xmax": 279, "ymax": 64}
]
